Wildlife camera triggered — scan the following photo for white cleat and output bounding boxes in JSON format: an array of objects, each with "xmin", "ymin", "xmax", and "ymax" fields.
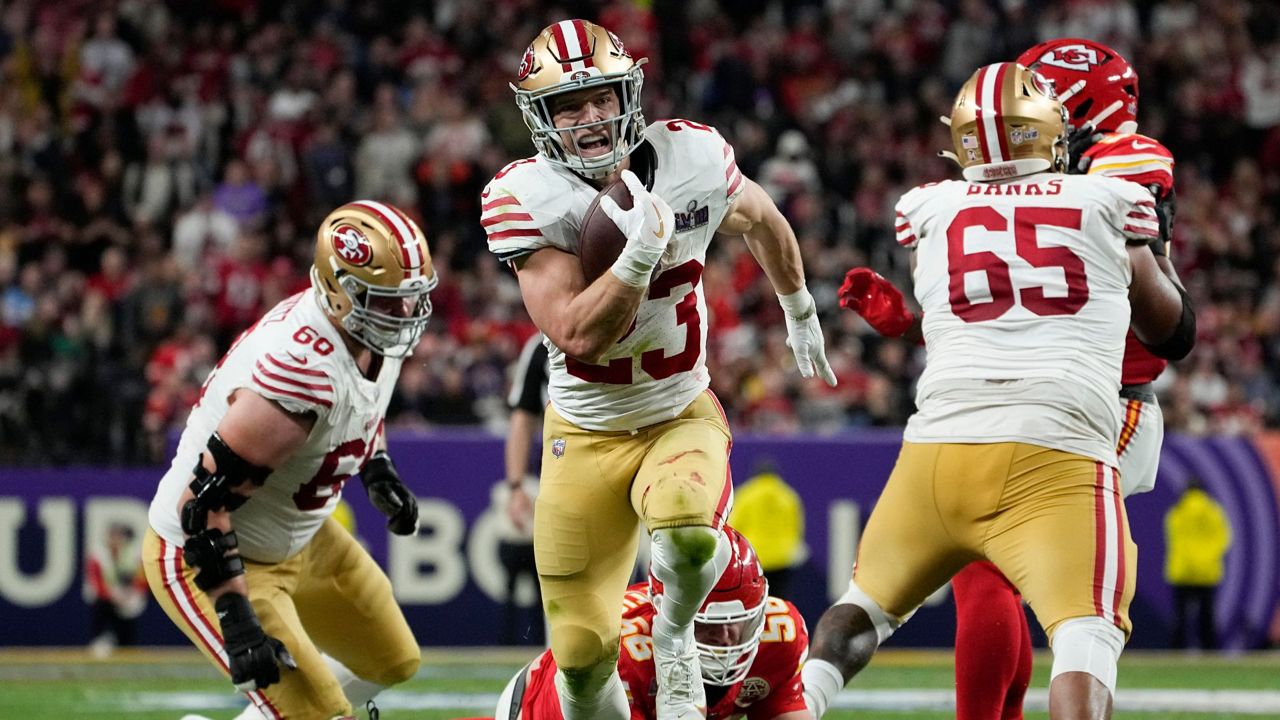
[{"xmin": 654, "ymin": 637, "xmax": 706, "ymax": 720}]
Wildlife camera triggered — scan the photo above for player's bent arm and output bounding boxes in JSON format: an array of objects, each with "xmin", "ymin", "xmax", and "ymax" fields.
[
  {"xmin": 719, "ymin": 178, "xmax": 805, "ymax": 294},
  {"xmin": 1127, "ymin": 246, "xmax": 1196, "ymax": 361},
  {"xmin": 515, "ymin": 247, "xmax": 644, "ymax": 363},
  {"xmin": 176, "ymin": 389, "xmax": 315, "ymax": 601}
]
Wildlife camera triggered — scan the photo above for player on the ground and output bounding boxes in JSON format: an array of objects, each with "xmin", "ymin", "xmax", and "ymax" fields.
[
  {"xmin": 492, "ymin": 526, "xmax": 813, "ymax": 720},
  {"xmin": 837, "ymin": 40, "xmax": 1186, "ymax": 720},
  {"xmin": 143, "ymin": 201, "xmax": 436, "ymax": 720},
  {"xmin": 802, "ymin": 62, "xmax": 1195, "ymax": 720},
  {"xmin": 482, "ymin": 19, "xmax": 834, "ymax": 720}
]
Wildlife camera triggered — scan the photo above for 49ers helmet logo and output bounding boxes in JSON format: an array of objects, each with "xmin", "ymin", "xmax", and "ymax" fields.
[
  {"xmin": 331, "ymin": 224, "xmax": 373, "ymax": 266},
  {"xmin": 1037, "ymin": 43, "xmax": 1102, "ymax": 72},
  {"xmin": 517, "ymin": 44, "xmax": 537, "ymax": 80}
]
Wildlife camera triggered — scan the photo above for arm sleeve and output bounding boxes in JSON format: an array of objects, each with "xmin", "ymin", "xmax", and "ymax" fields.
[
  {"xmin": 246, "ymin": 351, "xmax": 336, "ymax": 417},
  {"xmin": 507, "ymin": 334, "xmax": 549, "ymax": 413}
]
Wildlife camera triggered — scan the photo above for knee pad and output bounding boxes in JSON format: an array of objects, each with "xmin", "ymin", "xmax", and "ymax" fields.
[
  {"xmin": 551, "ymin": 623, "xmax": 616, "ymax": 676},
  {"xmin": 835, "ymin": 578, "xmax": 905, "ymax": 646},
  {"xmin": 1050, "ymin": 616, "xmax": 1125, "ymax": 694},
  {"xmin": 644, "ymin": 472, "xmax": 715, "ymax": 528}
]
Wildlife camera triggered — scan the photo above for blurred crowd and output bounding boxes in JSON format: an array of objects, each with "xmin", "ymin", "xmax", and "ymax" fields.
[{"xmin": 0, "ymin": 0, "xmax": 1277, "ymax": 464}]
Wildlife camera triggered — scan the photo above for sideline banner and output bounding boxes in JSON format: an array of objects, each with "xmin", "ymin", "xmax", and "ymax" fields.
[{"xmin": 1, "ymin": 430, "xmax": 1276, "ymax": 649}]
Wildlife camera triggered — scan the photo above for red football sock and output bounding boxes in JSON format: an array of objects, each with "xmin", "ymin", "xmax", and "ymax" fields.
[{"xmin": 953, "ymin": 561, "xmax": 1033, "ymax": 720}]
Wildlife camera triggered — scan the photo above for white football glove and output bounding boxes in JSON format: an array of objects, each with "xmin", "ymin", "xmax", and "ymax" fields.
[
  {"xmin": 779, "ymin": 286, "xmax": 837, "ymax": 386},
  {"xmin": 601, "ymin": 170, "xmax": 676, "ymax": 287}
]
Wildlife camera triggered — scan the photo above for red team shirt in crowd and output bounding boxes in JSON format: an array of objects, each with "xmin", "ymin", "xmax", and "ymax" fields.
[
  {"xmin": 511, "ymin": 584, "xmax": 809, "ymax": 720},
  {"xmin": 1083, "ymin": 132, "xmax": 1177, "ymax": 385}
]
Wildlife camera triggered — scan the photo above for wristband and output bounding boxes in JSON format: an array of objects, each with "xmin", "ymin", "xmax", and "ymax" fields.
[
  {"xmin": 610, "ymin": 242, "xmax": 664, "ymax": 287},
  {"xmin": 777, "ymin": 286, "xmax": 815, "ymax": 319}
]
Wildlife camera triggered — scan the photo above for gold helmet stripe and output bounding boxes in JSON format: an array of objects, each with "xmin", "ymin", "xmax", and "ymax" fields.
[
  {"xmin": 550, "ymin": 19, "xmax": 594, "ymax": 72},
  {"xmin": 976, "ymin": 63, "xmax": 1013, "ymax": 164},
  {"xmin": 350, "ymin": 200, "xmax": 425, "ymax": 280}
]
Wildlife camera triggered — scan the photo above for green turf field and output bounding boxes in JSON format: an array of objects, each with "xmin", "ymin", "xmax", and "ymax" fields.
[{"xmin": 1, "ymin": 647, "xmax": 1277, "ymax": 719}]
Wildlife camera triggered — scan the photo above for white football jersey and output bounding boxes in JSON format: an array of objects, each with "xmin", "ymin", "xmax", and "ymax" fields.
[
  {"xmin": 148, "ymin": 291, "xmax": 402, "ymax": 563},
  {"xmin": 898, "ymin": 173, "xmax": 1160, "ymax": 464},
  {"xmin": 481, "ymin": 119, "xmax": 746, "ymax": 431}
]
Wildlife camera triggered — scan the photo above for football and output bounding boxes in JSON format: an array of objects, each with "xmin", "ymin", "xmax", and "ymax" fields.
[{"xmin": 578, "ymin": 179, "xmax": 632, "ymax": 282}]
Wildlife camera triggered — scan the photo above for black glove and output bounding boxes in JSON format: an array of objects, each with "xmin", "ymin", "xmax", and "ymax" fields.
[
  {"xmin": 1066, "ymin": 123, "xmax": 1102, "ymax": 174},
  {"xmin": 362, "ymin": 450, "xmax": 419, "ymax": 535},
  {"xmin": 216, "ymin": 592, "xmax": 296, "ymax": 692},
  {"xmin": 1153, "ymin": 185, "xmax": 1176, "ymax": 248}
]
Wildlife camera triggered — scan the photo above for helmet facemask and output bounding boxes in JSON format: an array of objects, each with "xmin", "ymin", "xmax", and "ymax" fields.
[
  {"xmin": 515, "ymin": 64, "xmax": 647, "ymax": 179},
  {"xmin": 311, "ymin": 264, "xmax": 437, "ymax": 359},
  {"xmin": 693, "ymin": 589, "xmax": 768, "ymax": 686}
]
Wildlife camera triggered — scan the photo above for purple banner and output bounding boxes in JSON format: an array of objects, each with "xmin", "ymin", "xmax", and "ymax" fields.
[{"xmin": 1, "ymin": 430, "xmax": 1276, "ymax": 649}]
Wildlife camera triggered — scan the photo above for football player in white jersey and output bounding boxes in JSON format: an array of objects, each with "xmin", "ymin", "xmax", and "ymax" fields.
[
  {"xmin": 481, "ymin": 19, "xmax": 835, "ymax": 720},
  {"xmin": 801, "ymin": 63, "xmax": 1194, "ymax": 720},
  {"xmin": 143, "ymin": 201, "xmax": 436, "ymax": 720}
]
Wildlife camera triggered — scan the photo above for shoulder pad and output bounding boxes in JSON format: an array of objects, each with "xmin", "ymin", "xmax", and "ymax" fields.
[
  {"xmin": 250, "ymin": 349, "xmax": 337, "ymax": 414},
  {"xmin": 482, "ymin": 157, "xmax": 580, "ymax": 262},
  {"xmin": 1085, "ymin": 132, "xmax": 1174, "ymax": 196}
]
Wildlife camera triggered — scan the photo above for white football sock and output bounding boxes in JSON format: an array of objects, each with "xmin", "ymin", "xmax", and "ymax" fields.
[
  {"xmin": 554, "ymin": 667, "xmax": 629, "ymax": 720},
  {"xmin": 802, "ymin": 658, "xmax": 845, "ymax": 717}
]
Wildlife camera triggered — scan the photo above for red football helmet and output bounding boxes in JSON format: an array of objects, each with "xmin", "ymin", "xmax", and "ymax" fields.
[
  {"xmin": 649, "ymin": 526, "xmax": 769, "ymax": 686},
  {"xmin": 1017, "ymin": 38, "xmax": 1139, "ymax": 134}
]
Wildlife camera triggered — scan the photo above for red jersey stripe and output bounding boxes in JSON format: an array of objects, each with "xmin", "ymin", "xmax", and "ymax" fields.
[
  {"xmin": 487, "ymin": 228, "xmax": 544, "ymax": 242},
  {"xmin": 264, "ymin": 354, "xmax": 329, "ymax": 378},
  {"xmin": 481, "ymin": 212, "xmax": 536, "ymax": 227},
  {"xmin": 482, "ymin": 196, "xmax": 521, "ymax": 212},
  {"xmin": 251, "ymin": 376, "xmax": 334, "ymax": 408},
  {"xmin": 254, "ymin": 361, "xmax": 333, "ymax": 392}
]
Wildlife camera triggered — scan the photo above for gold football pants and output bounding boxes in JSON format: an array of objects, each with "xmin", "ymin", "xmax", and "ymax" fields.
[
  {"xmin": 853, "ymin": 441, "xmax": 1136, "ymax": 640},
  {"xmin": 143, "ymin": 518, "xmax": 420, "ymax": 719},
  {"xmin": 536, "ymin": 390, "xmax": 733, "ymax": 671}
]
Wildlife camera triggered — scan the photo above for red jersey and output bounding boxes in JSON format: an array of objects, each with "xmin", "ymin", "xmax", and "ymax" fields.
[
  {"xmin": 1083, "ymin": 132, "xmax": 1176, "ymax": 385},
  {"xmin": 515, "ymin": 584, "xmax": 809, "ymax": 720}
]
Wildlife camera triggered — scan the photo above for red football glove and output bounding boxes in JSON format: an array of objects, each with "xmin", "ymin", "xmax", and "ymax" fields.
[{"xmin": 838, "ymin": 267, "xmax": 915, "ymax": 338}]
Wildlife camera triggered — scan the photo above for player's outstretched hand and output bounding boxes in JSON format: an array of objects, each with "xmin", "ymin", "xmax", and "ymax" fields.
[
  {"xmin": 778, "ymin": 287, "xmax": 837, "ymax": 387},
  {"xmin": 362, "ymin": 450, "xmax": 419, "ymax": 535},
  {"xmin": 600, "ymin": 170, "xmax": 675, "ymax": 254},
  {"xmin": 838, "ymin": 267, "xmax": 915, "ymax": 338},
  {"xmin": 216, "ymin": 593, "xmax": 297, "ymax": 692}
]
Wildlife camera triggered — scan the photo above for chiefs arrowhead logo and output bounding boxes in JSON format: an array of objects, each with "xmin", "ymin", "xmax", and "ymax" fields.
[
  {"xmin": 517, "ymin": 44, "xmax": 537, "ymax": 81},
  {"xmin": 332, "ymin": 224, "xmax": 373, "ymax": 266},
  {"xmin": 1038, "ymin": 44, "xmax": 1103, "ymax": 73}
]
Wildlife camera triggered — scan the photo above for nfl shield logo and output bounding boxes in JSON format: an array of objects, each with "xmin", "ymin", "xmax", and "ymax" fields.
[{"xmin": 552, "ymin": 438, "xmax": 567, "ymax": 458}]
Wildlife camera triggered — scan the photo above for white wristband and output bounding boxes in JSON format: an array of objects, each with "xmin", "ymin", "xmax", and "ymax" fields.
[
  {"xmin": 777, "ymin": 285, "xmax": 815, "ymax": 319},
  {"xmin": 610, "ymin": 242, "xmax": 664, "ymax": 287}
]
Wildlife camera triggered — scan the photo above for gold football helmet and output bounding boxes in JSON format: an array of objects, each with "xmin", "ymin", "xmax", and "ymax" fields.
[
  {"xmin": 312, "ymin": 201, "xmax": 438, "ymax": 358},
  {"xmin": 512, "ymin": 19, "xmax": 647, "ymax": 179},
  {"xmin": 943, "ymin": 62, "xmax": 1068, "ymax": 182}
]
